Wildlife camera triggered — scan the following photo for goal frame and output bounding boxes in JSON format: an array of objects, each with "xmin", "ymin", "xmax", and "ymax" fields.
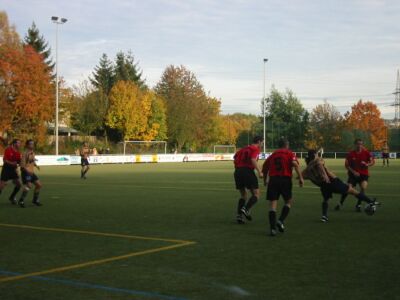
[{"xmin": 213, "ymin": 144, "xmax": 236, "ymax": 154}]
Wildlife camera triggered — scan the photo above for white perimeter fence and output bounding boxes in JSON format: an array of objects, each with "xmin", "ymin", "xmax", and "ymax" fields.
[{"xmin": 0, "ymin": 152, "xmax": 397, "ymax": 167}]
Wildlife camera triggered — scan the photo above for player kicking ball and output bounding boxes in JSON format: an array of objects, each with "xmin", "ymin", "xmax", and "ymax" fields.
[
  {"xmin": 262, "ymin": 138, "xmax": 304, "ymax": 236},
  {"xmin": 302, "ymin": 149, "xmax": 378, "ymax": 222},
  {"xmin": 18, "ymin": 140, "xmax": 43, "ymax": 207},
  {"xmin": 233, "ymin": 136, "xmax": 264, "ymax": 224}
]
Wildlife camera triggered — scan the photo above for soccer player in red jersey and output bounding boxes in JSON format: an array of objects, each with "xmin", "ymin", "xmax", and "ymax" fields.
[
  {"xmin": 335, "ymin": 138, "xmax": 375, "ymax": 212},
  {"xmin": 262, "ymin": 138, "xmax": 304, "ymax": 236},
  {"xmin": 0, "ymin": 139, "xmax": 22, "ymax": 204},
  {"xmin": 233, "ymin": 136, "xmax": 264, "ymax": 224}
]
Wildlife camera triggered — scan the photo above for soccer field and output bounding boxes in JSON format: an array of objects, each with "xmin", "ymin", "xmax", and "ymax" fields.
[{"xmin": 0, "ymin": 159, "xmax": 399, "ymax": 300}]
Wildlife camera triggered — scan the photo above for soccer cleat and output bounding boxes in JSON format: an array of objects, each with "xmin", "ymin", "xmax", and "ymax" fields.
[
  {"xmin": 9, "ymin": 197, "xmax": 17, "ymax": 205},
  {"xmin": 18, "ymin": 201, "xmax": 25, "ymax": 208},
  {"xmin": 236, "ymin": 214, "xmax": 245, "ymax": 224},
  {"xmin": 276, "ymin": 220, "xmax": 285, "ymax": 233},
  {"xmin": 355, "ymin": 205, "xmax": 362, "ymax": 212},
  {"xmin": 320, "ymin": 216, "xmax": 329, "ymax": 223},
  {"xmin": 33, "ymin": 201, "xmax": 43, "ymax": 207},
  {"xmin": 240, "ymin": 207, "xmax": 252, "ymax": 221},
  {"xmin": 372, "ymin": 198, "xmax": 381, "ymax": 206},
  {"xmin": 334, "ymin": 204, "xmax": 341, "ymax": 211},
  {"xmin": 270, "ymin": 229, "xmax": 277, "ymax": 237}
]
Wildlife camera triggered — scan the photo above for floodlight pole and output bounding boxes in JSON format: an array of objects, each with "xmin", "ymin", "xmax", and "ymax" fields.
[
  {"xmin": 263, "ymin": 58, "xmax": 268, "ymax": 153},
  {"xmin": 52, "ymin": 16, "xmax": 67, "ymax": 155}
]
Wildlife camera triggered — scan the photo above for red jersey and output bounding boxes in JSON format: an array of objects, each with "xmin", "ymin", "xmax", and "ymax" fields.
[
  {"xmin": 3, "ymin": 146, "xmax": 21, "ymax": 168},
  {"xmin": 262, "ymin": 149, "xmax": 298, "ymax": 177},
  {"xmin": 234, "ymin": 145, "xmax": 260, "ymax": 169},
  {"xmin": 346, "ymin": 149, "xmax": 372, "ymax": 176}
]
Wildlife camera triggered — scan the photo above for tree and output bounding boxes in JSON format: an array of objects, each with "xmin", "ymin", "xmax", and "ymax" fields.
[
  {"xmin": 264, "ymin": 87, "xmax": 309, "ymax": 149},
  {"xmin": 220, "ymin": 113, "xmax": 259, "ymax": 147},
  {"xmin": 344, "ymin": 100, "xmax": 386, "ymax": 150},
  {"xmin": 24, "ymin": 22, "xmax": 54, "ymax": 74},
  {"xmin": 307, "ymin": 101, "xmax": 344, "ymax": 150},
  {"xmin": 145, "ymin": 92, "xmax": 168, "ymax": 141},
  {"xmin": 155, "ymin": 65, "xmax": 215, "ymax": 151},
  {"xmin": 90, "ymin": 53, "xmax": 115, "ymax": 95},
  {"xmin": 0, "ymin": 11, "xmax": 20, "ymax": 48},
  {"xmin": 0, "ymin": 45, "xmax": 53, "ymax": 144},
  {"xmin": 106, "ymin": 81, "xmax": 152, "ymax": 140},
  {"xmin": 114, "ymin": 51, "xmax": 145, "ymax": 88}
]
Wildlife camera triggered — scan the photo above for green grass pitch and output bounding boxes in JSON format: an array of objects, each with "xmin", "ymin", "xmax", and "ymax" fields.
[{"xmin": 0, "ymin": 159, "xmax": 399, "ymax": 300}]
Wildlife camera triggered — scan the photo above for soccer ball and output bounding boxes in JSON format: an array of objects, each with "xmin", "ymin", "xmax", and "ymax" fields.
[{"xmin": 364, "ymin": 203, "xmax": 376, "ymax": 216}]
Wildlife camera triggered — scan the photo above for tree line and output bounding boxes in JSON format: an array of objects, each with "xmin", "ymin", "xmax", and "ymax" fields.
[{"xmin": 0, "ymin": 11, "xmax": 389, "ymax": 153}]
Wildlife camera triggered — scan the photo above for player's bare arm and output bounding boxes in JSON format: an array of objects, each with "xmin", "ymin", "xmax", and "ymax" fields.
[
  {"xmin": 251, "ymin": 158, "xmax": 263, "ymax": 178},
  {"xmin": 292, "ymin": 160, "xmax": 304, "ymax": 187}
]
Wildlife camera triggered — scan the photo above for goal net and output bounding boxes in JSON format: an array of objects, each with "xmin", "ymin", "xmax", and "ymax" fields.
[
  {"xmin": 213, "ymin": 145, "xmax": 236, "ymax": 154},
  {"xmin": 121, "ymin": 141, "xmax": 167, "ymax": 155}
]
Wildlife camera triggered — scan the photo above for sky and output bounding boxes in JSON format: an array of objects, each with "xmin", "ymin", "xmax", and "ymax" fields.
[{"xmin": 3, "ymin": 0, "xmax": 400, "ymax": 118}]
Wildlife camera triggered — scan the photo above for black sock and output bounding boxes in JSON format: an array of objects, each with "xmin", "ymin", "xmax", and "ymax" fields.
[
  {"xmin": 9, "ymin": 186, "xmax": 21, "ymax": 199},
  {"xmin": 237, "ymin": 198, "xmax": 246, "ymax": 214},
  {"xmin": 322, "ymin": 201, "xmax": 328, "ymax": 217},
  {"xmin": 33, "ymin": 191, "xmax": 40, "ymax": 203},
  {"xmin": 19, "ymin": 190, "xmax": 28, "ymax": 202},
  {"xmin": 356, "ymin": 192, "xmax": 373, "ymax": 204},
  {"xmin": 83, "ymin": 168, "xmax": 89, "ymax": 176},
  {"xmin": 269, "ymin": 210, "xmax": 277, "ymax": 230},
  {"xmin": 279, "ymin": 205, "xmax": 290, "ymax": 223},
  {"xmin": 340, "ymin": 193, "xmax": 348, "ymax": 205},
  {"xmin": 245, "ymin": 196, "xmax": 258, "ymax": 211}
]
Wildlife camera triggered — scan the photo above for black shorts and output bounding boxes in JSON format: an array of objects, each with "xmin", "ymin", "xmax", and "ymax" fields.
[
  {"xmin": 382, "ymin": 153, "xmax": 389, "ymax": 159},
  {"xmin": 320, "ymin": 178, "xmax": 349, "ymax": 200},
  {"xmin": 21, "ymin": 170, "xmax": 39, "ymax": 185},
  {"xmin": 0, "ymin": 165, "xmax": 19, "ymax": 182},
  {"xmin": 81, "ymin": 158, "xmax": 90, "ymax": 166},
  {"xmin": 347, "ymin": 172, "xmax": 369, "ymax": 186},
  {"xmin": 234, "ymin": 167, "xmax": 259, "ymax": 190},
  {"xmin": 266, "ymin": 176, "xmax": 292, "ymax": 201}
]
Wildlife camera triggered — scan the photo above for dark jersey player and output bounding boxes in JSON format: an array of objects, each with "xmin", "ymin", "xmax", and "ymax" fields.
[
  {"xmin": 335, "ymin": 138, "xmax": 375, "ymax": 212},
  {"xmin": 0, "ymin": 139, "xmax": 22, "ymax": 204},
  {"xmin": 382, "ymin": 142, "xmax": 389, "ymax": 167},
  {"xmin": 18, "ymin": 140, "xmax": 42, "ymax": 208},
  {"xmin": 80, "ymin": 142, "xmax": 90, "ymax": 179},
  {"xmin": 233, "ymin": 136, "xmax": 263, "ymax": 224},
  {"xmin": 262, "ymin": 139, "xmax": 304, "ymax": 236},
  {"xmin": 303, "ymin": 149, "xmax": 378, "ymax": 222}
]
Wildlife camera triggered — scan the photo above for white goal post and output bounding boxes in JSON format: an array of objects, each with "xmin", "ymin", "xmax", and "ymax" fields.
[
  {"xmin": 122, "ymin": 141, "xmax": 167, "ymax": 155},
  {"xmin": 213, "ymin": 144, "xmax": 236, "ymax": 154}
]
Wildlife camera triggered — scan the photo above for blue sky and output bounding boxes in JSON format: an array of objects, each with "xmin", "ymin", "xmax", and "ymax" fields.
[{"xmin": 3, "ymin": 0, "xmax": 399, "ymax": 117}]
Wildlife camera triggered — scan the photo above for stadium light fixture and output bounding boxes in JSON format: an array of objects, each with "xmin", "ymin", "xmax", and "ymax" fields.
[{"xmin": 51, "ymin": 16, "xmax": 68, "ymax": 155}]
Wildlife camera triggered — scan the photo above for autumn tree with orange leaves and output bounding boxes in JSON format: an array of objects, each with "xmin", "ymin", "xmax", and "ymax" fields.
[{"xmin": 344, "ymin": 100, "xmax": 386, "ymax": 150}]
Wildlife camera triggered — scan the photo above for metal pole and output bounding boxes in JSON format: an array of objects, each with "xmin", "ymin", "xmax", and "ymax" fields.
[
  {"xmin": 263, "ymin": 58, "xmax": 268, "ymax": 153},
  {"xmin": 55, "ymin": 23, "xmax": 59, "ymax": 155}
]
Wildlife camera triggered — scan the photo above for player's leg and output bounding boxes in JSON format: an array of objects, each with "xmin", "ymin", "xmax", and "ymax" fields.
[
  {"xmin": 355, "ymin": 179, "xmax": 368, "ymax": 211},
  {"xmin": 240, "ymin": 169, "xmax": 259, "ymax": 221},
  {"xmin": 32, "ymin": 179, "xmax": 43, "ymax": 206},
  {"xmin": 269, "ymin": 199, "xmax": 278, "ymax": 236},
  {"xmin": 18, "ymin": 182, "xmax": 32, "ymax": 208},
  {"xmin": 0, "ymin": 180, "xmax": 6, "ymax": 197},
  {"xmin": 82, "ymin": 161, "xmax": 90, "ymax": 179},
  {"xmin": 276, "ymin": 178, "xmax": 293, "ymax": 233},
  {"xmin": 236, "ymin": 188, "xmax": 247, "ymax": 224},
  {"xmin": 347, "ymin": 185, "xmax": 377, "ymax": 206},
  {"xmin": 9, "ymin": 178, "xmax": 21, "ymax": 204}
]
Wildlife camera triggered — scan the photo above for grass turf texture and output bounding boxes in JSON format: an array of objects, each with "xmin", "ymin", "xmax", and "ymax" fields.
[{"xmin": 0, "ymin": 159, "xmax": 399, "ymax": 300}]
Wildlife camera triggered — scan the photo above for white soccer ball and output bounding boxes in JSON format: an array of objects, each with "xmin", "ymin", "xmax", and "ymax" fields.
[{"xmin": 364, "ymin": 203, "xmax": 376, "ymax": 216}]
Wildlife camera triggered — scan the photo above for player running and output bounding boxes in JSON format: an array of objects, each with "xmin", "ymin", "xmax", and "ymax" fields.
[
  {"xmin": 233, "ymin": 136, "xmax": 263, "ymax": 224},
  {"xmin": 382, "ymin": 142, "xmax": 390, "ymax": 167},
  {"xmin": 80, "ymin": 142, "xmax": 90, "ymax": 179},
  {"xmin": 18, "ymin": 140, "xmax": 42, "ymax": 208},
  {"xmin": 0, "ymin": 139, "xmax": 22, "ymax": 204},
  {"xmin": 303, "ymin": 149, "xmax": 378, "ymax": 222},
  {"xmin": 335, "ymin": 138, "xmax": 375, "ymax": 212},
  {"xmin": 262, "ymin": 138, "xmax": 304, "ymax": 236}
]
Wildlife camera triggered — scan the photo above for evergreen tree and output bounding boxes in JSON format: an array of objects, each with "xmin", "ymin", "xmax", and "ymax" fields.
[
  {"xmin": 24, "ymin": 22, "xmax": 54, "ymax": 73},
  {"xmin": 114, "ymin": 51, "xmax": 146, "ymax": 88},
  {"xmin": 90, "ymin": 53, "xmax": 115, "ymax": 95}
]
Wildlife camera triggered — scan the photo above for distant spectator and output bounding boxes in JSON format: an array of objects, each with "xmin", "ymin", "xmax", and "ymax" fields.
[{"xmin": 92, "ymin": 147, "xmax": 98, "ymax": 155}]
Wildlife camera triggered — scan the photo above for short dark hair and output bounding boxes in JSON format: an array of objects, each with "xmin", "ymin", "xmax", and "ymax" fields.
[
  {"xmin": 305, "ymin": 149, "xmax": 317, "ymax": 165},
  {"xmin": 252, "ymin": 136, "xmax": 263, "ymax": 144},
  {"xmin": 354, "ymin": 138, "xmax": 363, "ymax": 144},
  {"xmin": 278, "ymin": 138, "xmax": 289, "ymax": 148},
  {"xmin": 11, "ymin": 139, "xmax": 20, "ymax": 145},
  {"xmin": 25, "ymin": 139, "xmax": 34, "ymax": 147}
]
